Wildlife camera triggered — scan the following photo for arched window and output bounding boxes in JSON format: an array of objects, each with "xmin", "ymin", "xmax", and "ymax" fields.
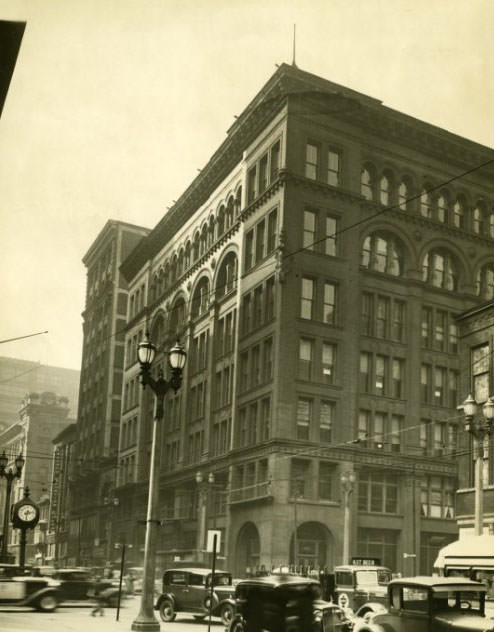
[
  {"xmin": 200, "ymin": 225, "xmax": 208, "ymax": 257},
  {"xmin": 184, "ymin": 242, "xmax": 191, "ymax": 269},
  {"xmin": 170, "ymin": 256, "xmax": 177, "ymax": 284},
  {"xmin": 216, "ymin": 252, "xmax": 238, "ymax": 300},
  {"xmin": 177, "ymin": 250, "xmax": 184, "ymax": 278},
  {"xmin": 208, "ymin": 217, "xmax": 215, "ymax": 247},
  {"xmin": 361, "ymin": 232, "xmax": 403, "ymax": 276},
  {"xmin": 226, "ymin": 197, "xmax": 234, "ymax": 229},
  {"xmin": 151, "ymin": 315, "xmax": 166, "ymax": 350},
  {"xmin": 453, "ymin": 198, "xmax": 465, "ymax": 228},
  {"xmin": 191, "ymin": 277, "xmax": 210, "ymax": 319},
  {"xmin": 164, "ymin": 262, "xmax": 170, "ymax": 290},
  {"xmin": 398, "ymin": 179, "xmax": 410, "ymax": 211},
  {"xmin": 422, "ymin": 250, "xmax": 458, "ymax": 290},
  {"xmin": 169, "ymin": 297, "xmax": 186, "ymax": 336},
  {"xmin": 361, "ymin": 167, "xmax": 374, "ymax": 201},
  {"xmin": 420, "ymin": 187, "xmax": 432, "ymax": 218},
  {"xmin": 472, "ymin": 203, "xmax": 485, "ymax": 235},
  {"xmin": 437, "ymin": 193, "xmax": 449, "ymax": 223},
  {"xmin": 476, "ymin": 265, "xmax": 494, "ymax": 299},
  {"xmin": 193, "ymin": 233, "xmax": 200, "ymax": 262},
  {"xmin": 217, "ymin": 205, "xmax": 225, "ymax": 237},
  {"xmin": 235, "ymin": 186, "xmax": 242, "ymax": 217},
  {"xmin": 379, "ymin": 175, "xmax": 390, "ymax": 206}
]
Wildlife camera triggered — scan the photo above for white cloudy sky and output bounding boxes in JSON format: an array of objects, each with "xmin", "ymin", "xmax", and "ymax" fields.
[{"xmin": 0, "ymin": 0, "xmax": 493, "ymax": 371}]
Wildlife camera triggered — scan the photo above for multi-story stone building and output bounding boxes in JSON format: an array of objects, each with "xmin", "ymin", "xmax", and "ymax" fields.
[
  {"xmin": 115, "ymin": 63, "xmax": 494, "ymax": 576},
  {"xmin": 69, "ymin": 220, "xmax": 149, "ymax": 567},
  {"xmin": 0, "ymin": 391, "xmax": 74, "ymax": 563}
]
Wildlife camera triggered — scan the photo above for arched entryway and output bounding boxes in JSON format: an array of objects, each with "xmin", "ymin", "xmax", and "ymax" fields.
[
  {"xmin": 234, "ymin": 522, "xmax": 260, "ymax": 577},
  {"xmin": 290, "ymin": 521, "xmax": 334, "ymax": 570}
]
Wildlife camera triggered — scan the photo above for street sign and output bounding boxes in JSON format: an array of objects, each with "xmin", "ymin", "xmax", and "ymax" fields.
[
  {"xmin": 351, "ymin": 557, "xmax": 381, "ymax": 566},
  {"xmin": 207, "ymin": 529, "xmax": 221, "ymax": 552}
]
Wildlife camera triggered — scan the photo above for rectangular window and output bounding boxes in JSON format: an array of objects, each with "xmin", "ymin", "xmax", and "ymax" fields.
[
  {"xmin": 392, "ymin": 358, "xmax": 404, "ymax": 399},
  {"xmin": 244, "ymin": 230, "xmax": 254, "ymax": 271},
  {"xmin": 390, "ymin": 415, "xmax": 402, "ymax": 452},
  {"xmin": 270, "ymin": 140, "xmax": 280, "ymax": 181},
  {"xmin": 301, "ymin": 278, "xmax": 314, "ymax": 319},
  {"xmin": 420, "ymin": 419, "xmax": 429, "ymax": 455},
  {"xmin": 251, "ymin": 345, "xmax": 261, "ymax": 387},
  {"xmin": 358, "ymin": 410, "xmax": 370, "ymax": 445},
  {"xmin": 375, "ymin": 355, "xmax": 387, "ymax": 396},
  {"xmin": 449, "ymin": 370, "xmax": 458, "ymax": 408},
  {"xmin": 303, "ymin": 210, "xmax": 316, "ymax": 251},
  {"xmin": 359, "ymin": 472, "xmax": 398, "ymax": 514},
  {"xmin": 258, "ymin": 154, "xmax": 268, "ymax": 194},
  {"xmin": 265, "ymin": 276, "xmax": 275, "ymax": 321},
  {"xmin": 434, "ymin": 310, "xmax": 446, "ymax": 351},
  {"xmin": 291, "ymin": 460, "xmax": 309, "ymax": 497},
  {"xmin": 421, "ymin": 364, "xmax": 431, "ymax": 403},
  {"xmin": 434, "ymin": 366, "xmax": 446, "ymax": 405},
  {"xmin": 323, "ymin": 282, "xmax": 337, "ymax": 324},
  {"xmin": 472, "ymin": 343, "xmax": 490, "ymax": 403},
  {"xmin": 327, "ymin": 150, "xmax": 340, "ymax": 186},
  {"xmin": 296, "ymin": 397, "xmax": 312, "ymax": 440},
  {"xmin": 255, "ymin": 219, "xmax": 266, "ymax": 263},
  {"xmin": 376, "ymin": 296, "xmax": 389, "ymax": 338},
  {"xmin": 391, "ymin": 300, "xmax": 405, "ymax": 342},
  {"xmin": 320, "ymin": 401, "xmax": 333, "ymax": 443},
  {"xmin": 305, "ymin": 142, "xmax": 319, "ymax": 180},
  {"xmin": 239, "ymin": 351, "xmax": 249, "ymax": 392},
  {"xmin": 360, "ymin": 352, "xmax": 371, "ymax": 393},
  {"xmin": 298, "ymin": 338, "xmax": 313, "ymax": 380},
  {"xmin": 361, "ymin": 293, "xmax": 373, "ymax": 336},
  {"xmin": 247, "ymin": 166, "xmax": 257, "ymax": 203},
  {"xmin": 322, "ymin": 342, "xmax": 336, "ymax": 384},
  {"xmin": 267, "ymin": 209, "xmax": 278, "ymax": 253},
  {"xmin": 319, "ymin": 462, "xmax": 333, "ymax": 500},
  {"xmin": 449, "ymin": 320, "xmax": 458, "ymax": 353},
  {"xmin": 253, "ymin": 285, "xmax": 263, "ymax": 328},
  {"xmin": 242, "ymin": 294, "xmax": 252, "ymax": 334},
  {"xmin": 263, "ymin": 338, "xmax": 273, "ymax": 381},
  {"xmin": 421, "ymin": 307, "xmax": 432, "ymax": 348},
  {"xmin": 374, "ymin": 412, "xmax": 385, "ymax": 448},
  {"xmin": 260, "ymin": 397, "xmax": 271, "ymax": 441},
  {"xmin": 325, "ymin": 216, "xmax": 337, "ymax": 256}
]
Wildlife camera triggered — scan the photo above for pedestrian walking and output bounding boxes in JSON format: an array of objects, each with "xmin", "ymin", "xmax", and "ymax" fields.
[{"xmin": 90, "ymin": 574, "xmax": 106, "ymax": 616}]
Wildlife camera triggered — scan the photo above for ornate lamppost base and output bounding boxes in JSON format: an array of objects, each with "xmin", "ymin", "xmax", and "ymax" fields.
[{"xmin": 131, "ymin": 616, "xmax": 161, "ymax": 632}]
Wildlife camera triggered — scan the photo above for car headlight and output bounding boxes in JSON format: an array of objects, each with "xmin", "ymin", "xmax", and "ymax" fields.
[
  {"xmin": 47, "ymin": 579, "xmax": 61, "ymax": 587},
  {"xmin": 313, "ymin": 610, "xmax": 322, "ymax": 622}
]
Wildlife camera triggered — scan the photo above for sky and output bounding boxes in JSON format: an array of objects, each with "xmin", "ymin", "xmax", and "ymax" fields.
[{"xmin": 0, "ymin": 0, "xmax": 493, "ymax": 371}]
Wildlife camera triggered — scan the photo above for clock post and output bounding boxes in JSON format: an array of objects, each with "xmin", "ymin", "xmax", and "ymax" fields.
[{"xmin": 12, "ymin": 487, "xmax": 40, "ymax": 569}]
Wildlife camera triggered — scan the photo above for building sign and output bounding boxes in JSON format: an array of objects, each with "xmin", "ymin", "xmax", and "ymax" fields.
[
  {"xmin": 49, "ymin": 448, "xmax": 62, "ymax": 531},
  {"xmin": 351, "ymin": 557, "xmax": 381, "ymax": 566}
]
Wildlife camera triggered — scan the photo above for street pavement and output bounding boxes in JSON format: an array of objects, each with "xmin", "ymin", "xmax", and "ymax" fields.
[{"xmin": 0, "ymin": 596, "xmax": 226, "ymax": 632}]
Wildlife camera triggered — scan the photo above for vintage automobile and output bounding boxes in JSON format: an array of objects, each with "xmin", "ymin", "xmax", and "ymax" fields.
[
  {"xmin": 334, "ymin": 563, "xmax": 392, "ymax": 611},
  {"xmin": 0, "ymin": 566, "xmax": 61, "ymax": 611},
  {"xmin": 228, "ymin": 574, "xmax": 352, "ymax": 632},
  {"xmin": 51, "ymin": 568, "xmax": 119, "ymax": 606},
  {"xmin": 155, "ymin": 567, "xmax": 236, "ymax": 625},
  {"xmin": 356, "ymin": 576, "xmax": 494, "ymax": 632}
]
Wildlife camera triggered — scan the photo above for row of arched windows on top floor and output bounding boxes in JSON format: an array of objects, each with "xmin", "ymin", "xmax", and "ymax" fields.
[
  {"xmin": 361, "ymin": 166, "xmax": 494, "ymax": 237},
  {"xmin": 361, "ymin": 230, "xmax": 494, "ymax": 299},
  {"xmin": 149, "ymin": 188, "xmax": 242, "ymax": 303},
  {"xmin": 147, "ymin": 252, "xmax": 239, "ymax": 347}
]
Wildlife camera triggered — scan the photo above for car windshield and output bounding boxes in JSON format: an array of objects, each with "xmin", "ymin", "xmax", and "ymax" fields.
[
  {"xmin": 207, "ymin": 573, "xmax": 232, "ymax": 587},
  {"xmin": 432, "ymin": 590, "xmax": 483, "ymax": 613},
  {"xmin": 356, "ymin": 569, "xmax": 391, "ymax": 586}
]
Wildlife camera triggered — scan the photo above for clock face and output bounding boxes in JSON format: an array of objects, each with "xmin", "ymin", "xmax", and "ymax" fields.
[{"xmin": 17, "ymin": 505, "xmax": 37, "ymax": 522}]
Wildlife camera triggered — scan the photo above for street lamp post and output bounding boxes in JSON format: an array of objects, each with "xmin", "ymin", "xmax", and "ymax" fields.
[
  {"xmin": 462, "ymin": 394, "xmax": 494, "ymax": 536},
  {"xmin": 340, "ymin": 470, "xmax": 356, "ymax": 565},
  {"xmin": 195, "ymin": 471, "xmax": 215, "ymax": 563},
  {"xmin": 131, "ymin": 334, "xmax": 186, "ymax": 632},
  {"xmin": 0, "ymin": 451, "xmax": 25, "ymax": 563}
]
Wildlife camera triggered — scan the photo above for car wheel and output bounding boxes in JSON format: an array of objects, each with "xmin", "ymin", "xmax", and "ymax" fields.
[
  {"xmin": 37, "ymin": 593, "xmax": 58, "ymax": 612},
  {"xmin": 159, "ymin": 598, "xmax": 176, "ymax": 622},
  {"xmin": 220, "ymin": 603, "xmax": 235, "ymax": 626}
]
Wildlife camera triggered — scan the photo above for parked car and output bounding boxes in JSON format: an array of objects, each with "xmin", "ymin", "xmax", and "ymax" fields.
[
  {"xmin": 155, "ymin": 567, "xmax": 236, "ymax": 625},
  {"xmin": 228, "ymin": 573, "xmax": 352, "ymax": 632},
  {"xmin": 355, "ymin": 576, "xmax": 494, "ymax": 632},
  {"xmin": 51, "ymin": 568, "xmax": 119, "ymax": 606},
  {"xmin": 0, "ymin": 566, "xmax": 60, "ymax": 612},
  {"xmin": 334, "ymin": 563, "xmax": 392, "ymax": 612}
]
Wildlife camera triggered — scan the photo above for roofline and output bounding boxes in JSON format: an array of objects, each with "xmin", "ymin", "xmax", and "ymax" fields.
[{"xmin": 82, "ymin": 219, "xmax": 150, "ymax": 265}]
